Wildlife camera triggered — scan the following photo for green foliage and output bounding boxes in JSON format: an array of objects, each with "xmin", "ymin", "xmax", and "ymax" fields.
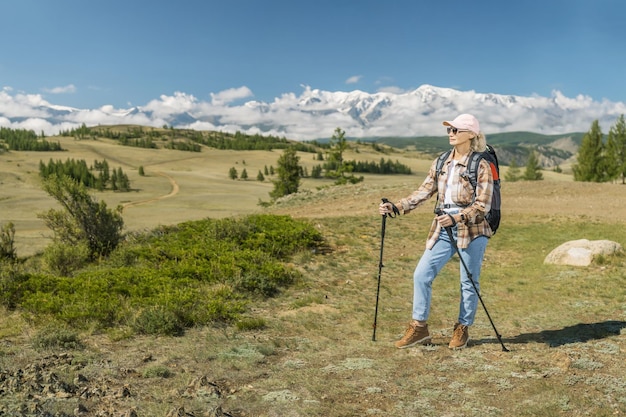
[
  {"xmin": 0, "ymin": 222, "xmax": 17, "ymax": 261},
  {"xmin": 38, "ymin": 174, "xmax": 125, "ymax": 259},
  {"xmin": 142, "ymin": 365, "xmax": 173, "ymax": 378},
  {"xmin": 604, "ymin": 114, "xmax": 626, "ymax": 184},
  {"xmin": 523, "ymin": 151, "xmax": 544, "ymax": 180},
  {"xmin": 236, "ymin": 317, "xmax": 267, "ymax": 331},
  {"xmin": 504, "ymin": 158, "xmax": 522, "ymax": 182},
  {"xmin": 311, "ymin": 164, "xmax": 323, "ymax": 178},
  {"xmin": 270, "ymin": 147, "xmax": 301, "ymax": 199},
  {"xmin": 42, "ymin": 241, "xmax": 91, "ymax": 276},
  {"xmin": 39, "ymin": 157, "xmax": 131, "ymax": 191},
  {"xmin": 0, "ymin": 127, "xmax": 63, "ymax": 151},
  {"xmin": 4, "ymin": 215, "xmax": 323, "ymax": 333},
  {"xmin": 347, "ymin": 157, "xmax": 412, "ymax": 174},
  {"xmin": 229, "ymin": 167, "xmax": 238, "ymax": 179},
  {"xmin": 74, "ymin": 125, "xmax": 319, "ymax": 152},
  {"xmin": 132, "ymin": 306, "xmax": 184, "ymax": 336},
  {"xmin": 573, "ymin": 120, "xmax": 605, "ymax": 182},
  {"xmin": 0, "ymin": 262, "xmax": 28, "ymax": 309},
  {"xmin": 31, "ymin": 323, "xmax": 84, "ymax": 350},
  {"xmin": 322, "ymin": 128, "xmax": 365, "ymax": 184}
]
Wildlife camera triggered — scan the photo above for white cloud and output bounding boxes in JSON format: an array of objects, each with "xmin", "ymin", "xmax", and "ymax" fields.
[
  {"xmin": 210, "ymin": 86, "xmax": 253, "ymax": 105},
  {"xmin": 345, "ymin": 75, "xmax": 362, "ymax": 84},
  {"xmin": 42, "ymin": 84, "xmax": 77, "ymax": 94},
  {"xmin": 1, "ymin": 84, "xmax": 626, "ymax": 141},
  {"xmin": 377, "ymin": 86, "xmax": 406, "ymax": 95}
]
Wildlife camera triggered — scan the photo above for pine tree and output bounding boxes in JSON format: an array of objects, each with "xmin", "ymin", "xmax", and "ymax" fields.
[
  {"xmin": 523, "ymin": 151, "xmax": 543, "ymax": 181},
  {"xmin": 257, "ymin": 170, "xmax": 265, "ymax": 181},
  {"xmin": 573, "ymin": 120, "xmax": 605, "ymax": 182},
  {"xmin": 270, "ymin": 147, "xmax": 301, "ymax": 200},
  {"xmin": 311, "ymin": 165, "xmax": 322, "ymax": 178},
  {"xmin": 326, "ymin": 127, "xmax": 348, "ymax": 181},
  {"xmin": 605, "ymin": 114, "xmax": 626, "ymax": 184},
  {"xmin": 240, "ymin": 168, "xmax": 248, "ymax": 180},
  {"xmin": 229, "ymin": 167, "xmax": 238, "ymax": 180},
  {"xmin": 504, "ymin": 158, "xmax": 521, "ymax": 182}
]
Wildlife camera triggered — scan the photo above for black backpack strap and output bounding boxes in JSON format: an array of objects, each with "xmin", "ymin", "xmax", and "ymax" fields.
[
  {"xmin": 435, "ymin": 150, "xmax": 451, "ymax": 181},
  {"xmin": 464, "ymin": 152, "xmax": 483, "ymax": 189}
]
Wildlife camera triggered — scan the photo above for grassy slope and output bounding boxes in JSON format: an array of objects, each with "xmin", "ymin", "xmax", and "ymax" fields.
[{"xmin": 1, "ymin": 134, "xmax": 625, "ymax": 416}]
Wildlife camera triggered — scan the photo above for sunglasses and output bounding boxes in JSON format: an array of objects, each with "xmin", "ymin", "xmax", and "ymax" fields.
[{"xmin": 446, "ymin": 127, "xmax": 469, "ymax": 134}]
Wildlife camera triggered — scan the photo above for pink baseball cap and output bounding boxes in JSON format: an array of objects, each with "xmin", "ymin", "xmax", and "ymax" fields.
[{"xmin": 443, "ymin": 114, "xmax": 480, "ymax": 134}]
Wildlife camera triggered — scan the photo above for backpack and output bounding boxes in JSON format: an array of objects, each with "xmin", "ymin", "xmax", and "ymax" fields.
[{"xmin": 435, "ymin": 144, "xmax": 501, "ymax": 234}]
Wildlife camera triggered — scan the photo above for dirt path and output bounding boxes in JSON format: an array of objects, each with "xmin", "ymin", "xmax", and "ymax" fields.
[{"xmin": 121, "ymin": 171, "xmax": 179, "ymax": 211}]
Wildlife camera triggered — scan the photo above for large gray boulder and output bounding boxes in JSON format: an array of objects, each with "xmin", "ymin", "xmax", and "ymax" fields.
[{"xmin": 544, "ymin": 239, "xmax": 623, "ymax": 266}]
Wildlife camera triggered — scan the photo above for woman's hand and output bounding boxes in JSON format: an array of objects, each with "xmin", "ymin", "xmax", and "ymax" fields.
[
  {"xmin": 437, "ymin": 213, "xmax": 457, "ymax": 227},
  {"xmin": 379, "ymin": 202, "xmax": 393, "ymax": 216}
]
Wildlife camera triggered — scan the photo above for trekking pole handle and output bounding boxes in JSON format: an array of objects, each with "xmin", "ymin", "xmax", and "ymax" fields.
[{"xmin": 381, "ymin": 198, "xmax": 400, "ymax": 218}]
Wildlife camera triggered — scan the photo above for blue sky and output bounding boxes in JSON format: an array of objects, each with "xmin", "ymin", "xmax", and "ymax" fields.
[{"xmin": 1, "ymin": 0, "xmax": 625, "ymax": 110}]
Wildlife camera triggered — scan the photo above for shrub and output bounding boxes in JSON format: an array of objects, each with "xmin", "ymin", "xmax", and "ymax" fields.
[
  {"xmin": 39, "ymin": 174, "xmax": 125, "ymax": 259},
  {"xmin": 142, "ymin": 365, "xmax": 173, "ymax": 378},
  {"xmin": 43, "ymin": 241, "xmax": 91, "ymax": 276},
  {"xmin": 236, "ymin": 317, "xmax": 267, "ymax": 331},
  {"xmin": 6, "ymin": 215, "xmax": 325, "ymax": 333},
  {"xmin": 0, "ymin": 222, "xmax": 17, "ymax": 261},
  {"xmin": 32, "ymin": 323, "xmax": 84, "ymax": 350},
  {"xmin": 131, "ymin": 306, "xmax": 184, "ymax": 336}
]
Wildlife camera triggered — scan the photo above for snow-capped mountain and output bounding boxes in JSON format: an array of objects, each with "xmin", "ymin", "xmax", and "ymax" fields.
[{"xmin": 1, "ymin": 85, "xmax": 625, "ymax": 141}]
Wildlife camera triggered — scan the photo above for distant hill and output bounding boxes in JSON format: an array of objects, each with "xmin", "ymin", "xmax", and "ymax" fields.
[{"xmin": 355, "ymin": 131, "xmax": 586, "ymax": 168}]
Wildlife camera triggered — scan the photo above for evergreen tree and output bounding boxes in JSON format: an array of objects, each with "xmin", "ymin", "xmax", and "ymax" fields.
[
  {"xmin": 573, "ymin": 120, "xmax": 605, "ymax": 182},
  {"xmin": 270, "ymin": 147, "xmax": 301, "ymax": 200},
  {"xmin": 325, "ymin": 127, "xmax": 362, "ymax": 184},
  {"xmin": 523, "ymin": 151, "xmax": 543, "ymax": 181},
  {"xmin": 257, "ymin": 170, "xmax": 265, "ymax": 181},
  {"xmin": 326, "ymin": 127, "xmax": 348, "ymax": 180},
  {"xmin": 240, "ymin": 168, "xmax": 248, "ymax": 180},
  {"xmin": 605, "ymin": 114, "xmax": 626, "ymax": 184},
  {"xmin": 504, "ymin": 158, "xmax": 521, "ymax": 182},
  {"xmin": 111, "ymin": 169, "xmax": 119, "ymax": 191},
  {"xmin": 229, "ymin": 167, "xmax": 238, "ymax": 180},
  {"xmin": 311, "ymin": 165, "xmax": 322, "ymax": 179}
]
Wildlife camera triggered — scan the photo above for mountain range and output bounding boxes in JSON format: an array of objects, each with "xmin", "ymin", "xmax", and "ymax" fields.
[{"xmin": 2, "ymin": 84, "xmax": 625, "ymax": 144}]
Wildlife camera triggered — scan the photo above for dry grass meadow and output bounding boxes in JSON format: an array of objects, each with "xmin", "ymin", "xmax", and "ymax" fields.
[{"xmin": 1, "ymin": 133, "xmax": 625, "ymax": 416}]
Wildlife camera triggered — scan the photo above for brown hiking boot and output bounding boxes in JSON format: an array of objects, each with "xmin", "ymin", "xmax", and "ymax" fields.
[
  {"xmin": 395, "ymin": 321, "xmax": 431, "ymax": 349},
  {"xmin": 448, "ymin": 323, "xmax": 469, "ymax": 349}
]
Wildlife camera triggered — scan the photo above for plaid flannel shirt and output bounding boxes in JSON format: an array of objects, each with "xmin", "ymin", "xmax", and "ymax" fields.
[{"xmin": 396, "ymin": 151, "xmax": 494, "ymax": 249}]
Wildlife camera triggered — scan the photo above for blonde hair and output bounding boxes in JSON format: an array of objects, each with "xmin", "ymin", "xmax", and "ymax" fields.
[{"xmin": 470, "ymin": 132, "xmax": 486, "ymax": 152}]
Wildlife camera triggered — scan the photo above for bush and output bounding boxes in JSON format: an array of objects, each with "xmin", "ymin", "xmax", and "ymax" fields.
[
  {"xmin": 132, "ymin": 306, "xmax": 184, "ymax": 336},
  {"xmin": 7, "ymin": 215, "xmax": 325, "ymax": 333},
  {"xmin": 142, "ymin": 365, "xmax": 173, "ymax": 378},
  {"xmin": 39, "ymin": 174, "xmax": 125, "ymax": 259},
  {"xmin": 0, "ymin": 222, "xmax": 17, "ymax": 261},
  {"xmin": 32, "ymin": 323, "xmax": 84, "ymax": 350},
  {"xmin": 236, "ymin": 317, "xmax": 267, "ymax": 331},
  {"xmin": 43, "ymin": 242, "xmax": 91, "ymax": 276}
]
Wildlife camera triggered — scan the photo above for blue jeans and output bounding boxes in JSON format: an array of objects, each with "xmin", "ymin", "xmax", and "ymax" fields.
[{"xmin": 411, "ymin": 226, "xmax": 488, "ymax": 326}]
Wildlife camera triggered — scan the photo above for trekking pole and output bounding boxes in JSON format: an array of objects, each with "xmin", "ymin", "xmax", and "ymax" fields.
[
  {"xmin": 435, "ymin": 209, "xmax": 509, "ymax": 352},
  {"xmin": 372, "ymin": 198, "xmax": 399, "ymax": 341}
]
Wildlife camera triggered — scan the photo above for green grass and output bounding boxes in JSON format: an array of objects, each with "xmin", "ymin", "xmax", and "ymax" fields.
[{"xmin": 0, "ymin": 130, "xmax": 625, "ymax": 416}]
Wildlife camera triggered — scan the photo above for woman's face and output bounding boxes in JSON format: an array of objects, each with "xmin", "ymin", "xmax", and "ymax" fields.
[{"xmin": 446, "ymin": 127, "xmax": 474, "ymax": 147}]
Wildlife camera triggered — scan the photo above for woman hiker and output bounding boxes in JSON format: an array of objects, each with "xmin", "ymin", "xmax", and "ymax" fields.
[{"xmin": 378, "ymin": 113, "xmax": 494, "ymax": 349}]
